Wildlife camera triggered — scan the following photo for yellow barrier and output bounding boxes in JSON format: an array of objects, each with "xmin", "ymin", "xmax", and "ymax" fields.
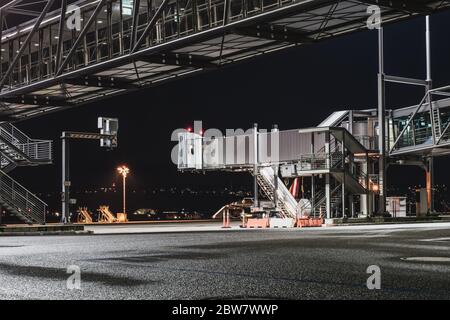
[
  {"xmin": 77, "ymin": 207, "xmax": 93, "ymax": 224},
  {"xmin": 97, "ymin": 205, "xmax": 117, "ymax": 223}
]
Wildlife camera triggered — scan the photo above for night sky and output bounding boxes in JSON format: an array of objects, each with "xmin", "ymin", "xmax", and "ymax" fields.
[{"xmin": 12, "ymin": 10, "xmax": 450, "ymax": 212}]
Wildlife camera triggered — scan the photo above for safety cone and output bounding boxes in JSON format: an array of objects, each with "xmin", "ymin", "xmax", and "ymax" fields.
[{"xmin": 222, "ymin": 210, "xmax": 231, "ymax": 228}]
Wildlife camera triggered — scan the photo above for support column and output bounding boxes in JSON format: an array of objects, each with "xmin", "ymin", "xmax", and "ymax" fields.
[
  {"xmin": 377, "ymin": 27, "xmax": 387, "ymax": 215},
  {"xmin": 273, "ymin": 166, "xmax": 279, "ymax": 210},
  {"xmin": 253, "ymin": 123, "xmax": 259, "ymax": 209},
  {"xmin": 425, "ymin": 16, "xmax": 435, "ymax": 213},
  {"xmin": 341, "ymin": 178, "xmax": 345, "ymax": 218},
  {"xmin": 325, "ymin": 174, "xmax": 331, "ymax": 219},
  {"xmin": 325, "ymin": 131, "xmax": 331, "ymax": 218},
  {"xmin": 311, "ymin": 133, "xmax": 315, "ymax": 217},
  {"xmin": 272, "ymin": 125, "xmax": 279, "ymax": 210},
  {"xmin": 349, "ymin": 195, "xmax": 355, "ymax": 218},
  {"xmin": 348, "ymin": 110, "xmax": 354, "ymax": 134},
  {"xmin": 426, "ymin": 157, "xmax": 434, "ymax": 212},
  {"xmin": 311, "ymin": 176, "xmax": 315, "ymax": 217},
  {"xmin": 426, "ymin": 16, "xmax": 432, "ymax": 86},
  {"xmin": 341, "ymin": 130, "xmax": 346, "ymax": 218},
  {"xmin": 61, "ymin": 134, "xmax": 70, "ymax": 224}
]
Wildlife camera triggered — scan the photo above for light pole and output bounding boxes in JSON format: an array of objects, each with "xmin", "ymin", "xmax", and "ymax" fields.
[{"xmin": 117, "ymin": 166, "xmax": 130, "ymax": 215}]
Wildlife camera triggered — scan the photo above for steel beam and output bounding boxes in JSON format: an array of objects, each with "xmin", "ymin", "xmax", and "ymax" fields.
[
  {"xmin": 0, "ymin": 0, "xmax": 23, "ymax": 11},
  {"xmin": 361, "ymin": 0, "xmax": 432, "ymax": 14},
  {"xmin": 64, "ymin": 76, "xmax": 140, "ymax": 90},
  {"xmin": 7, "ymin": 8, "xmax": 40, "ymax": 17},
  {"xmin": 62, "ymin": 131, "xmax": 116, "ymax": 140},
  {"xmin": 432, "ymin": 91, "xmax": 450, "ymax": 98},
  {"xmin": 0, "ymin": 94, "xmax": 73, "ymax": 107},
  {"xmin": 55, "ymin": 0, "xmax": 67, "ymax": 72},
  {"xmin": 384, "ymin": 75, "xmax": 428, "ymax": 86},
  {"xmin": 130, "ymin": 0, "xmax": 141, "ymax": 49},
  {"xmin": 436, "ymin": 121, "xmax": 450, "ymax": 145},
  {"xmin": 234, "ymin": 24, "xmax": 314, "ymax": 43},
  {"xmin": 138, "ymin": 53, "xmax": 218, "ymax": 69}
]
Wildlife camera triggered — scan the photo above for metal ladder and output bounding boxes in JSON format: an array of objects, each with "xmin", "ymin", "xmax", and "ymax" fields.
[{"xmin": 432, "ymin": 108, "xmax": 442, "ymax": 142}]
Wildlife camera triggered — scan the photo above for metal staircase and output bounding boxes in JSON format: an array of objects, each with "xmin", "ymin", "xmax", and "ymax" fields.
[
  {"xmin": 0, "ymin": 122, "xmax": 52, "ymax": 166},
  {"xmin": 332, "ymin": 166, "xmax": 368, "ymax": 195},
  {"xmin": 0, "ymin": 122, "xmax": 52, "ymax": 225},
  {"xmin": 318, "ymin": 111, "xmax": 349, "ymax": 127},
  {"xmin": 311, "ymin": 185, "xmax": 343, "ymax": 217},
  {"xmin": 0, "ymin": 170, "xmax": 48, "ymax": 224},
  {"xmin": 256, "ymin": 167, "xmax": 298, "ymax": 219},
  {"xmin": 0, "ymin": 156, "xmax": 17, "ymax": 173}
]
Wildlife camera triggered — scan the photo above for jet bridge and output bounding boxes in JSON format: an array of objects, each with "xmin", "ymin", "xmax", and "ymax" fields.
[
  {"xmin": 178, "ymin": 126, "xmax": 372, "ymax": 219},
  {"xmin": 1, "ymin": 0, "xmax": 450, "ymax": 120}
]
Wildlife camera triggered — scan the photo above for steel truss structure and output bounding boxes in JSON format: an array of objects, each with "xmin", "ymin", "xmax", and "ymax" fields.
[{"xmin": 0, "ymin": 0, "xmax": 449, "ymax": 121}]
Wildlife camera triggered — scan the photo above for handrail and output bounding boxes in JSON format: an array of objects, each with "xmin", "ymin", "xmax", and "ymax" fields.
[
  {"xmin": 351, "ymin": 164, "xmax": 368, "ymax": 189},
  {"xmin": 0, "ymin": 122, "xmax": 52, "ymax": 162},
  {"xmin": 258, "ymin": 167, "xmax": 297, "ymax": 219},
  {"xmin": 0, "ymin": 169, "xmax": 47, "ymax": 207},
  {"xmin": 310, "ymin": 184, "xmax": 342, "ymax": 215},
  {"xmin": 0, "ymin": 169, "xmax": 47, "ymax": 224}
]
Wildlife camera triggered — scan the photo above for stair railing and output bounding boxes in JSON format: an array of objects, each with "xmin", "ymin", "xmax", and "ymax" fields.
[
  {"xmin": 0, "ymin": 122, "xmax": 52, "ymax": 162},
  {"xmin": 0, "ymin": 169, "xmax": 47, "ymax": 224}
]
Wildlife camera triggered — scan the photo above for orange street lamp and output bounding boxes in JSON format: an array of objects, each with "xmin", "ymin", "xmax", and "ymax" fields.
[{"xmin": 117, "ymin": 166, "xmax": 130, "ymax": 215}]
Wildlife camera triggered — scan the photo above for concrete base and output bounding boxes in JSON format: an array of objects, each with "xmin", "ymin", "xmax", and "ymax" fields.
[
  {"xmin": 0, "ymin": 224, "xmax": 90, "ymax": 236},
  {"xmin": 324, "ymin": 215, "xmax": 450, "ymax": 227},
  {"xmin": 270, "ymin": 218, "xmax": 295, "ymax": 228}
]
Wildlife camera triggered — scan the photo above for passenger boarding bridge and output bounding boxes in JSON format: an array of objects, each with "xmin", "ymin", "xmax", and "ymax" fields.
[
  {"xmin": 0, "ymin": 1, "xmax": 449, "ymax": 120},
  {"xmin": 178, "ymin": 96, "xmax": 450, "ymax": 219}
]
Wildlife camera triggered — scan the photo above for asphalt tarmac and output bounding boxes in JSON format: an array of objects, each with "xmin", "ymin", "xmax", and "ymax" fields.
[{"xmin": 1, "ymin": 223, "xmax": 450, "ymax": 300}]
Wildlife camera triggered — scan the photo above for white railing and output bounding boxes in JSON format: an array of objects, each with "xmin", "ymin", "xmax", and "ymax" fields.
[
  {"xmin": 0, "ymin": 122, "xmax": 52, "ymax": 162},
  {"xmin": 258, "ymin": 167, "xmax": 298, "ymax": 219}
]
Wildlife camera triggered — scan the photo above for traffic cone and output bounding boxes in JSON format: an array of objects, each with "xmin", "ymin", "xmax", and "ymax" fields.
[{"xmin": 222, "ymin": 210, "xmax": 231, "ymax": 228}]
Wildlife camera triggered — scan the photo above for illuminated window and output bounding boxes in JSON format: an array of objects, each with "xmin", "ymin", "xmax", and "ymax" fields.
[{"xmin": 122, "ymin": 0, "xmax": 133, "ymax": 16}]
